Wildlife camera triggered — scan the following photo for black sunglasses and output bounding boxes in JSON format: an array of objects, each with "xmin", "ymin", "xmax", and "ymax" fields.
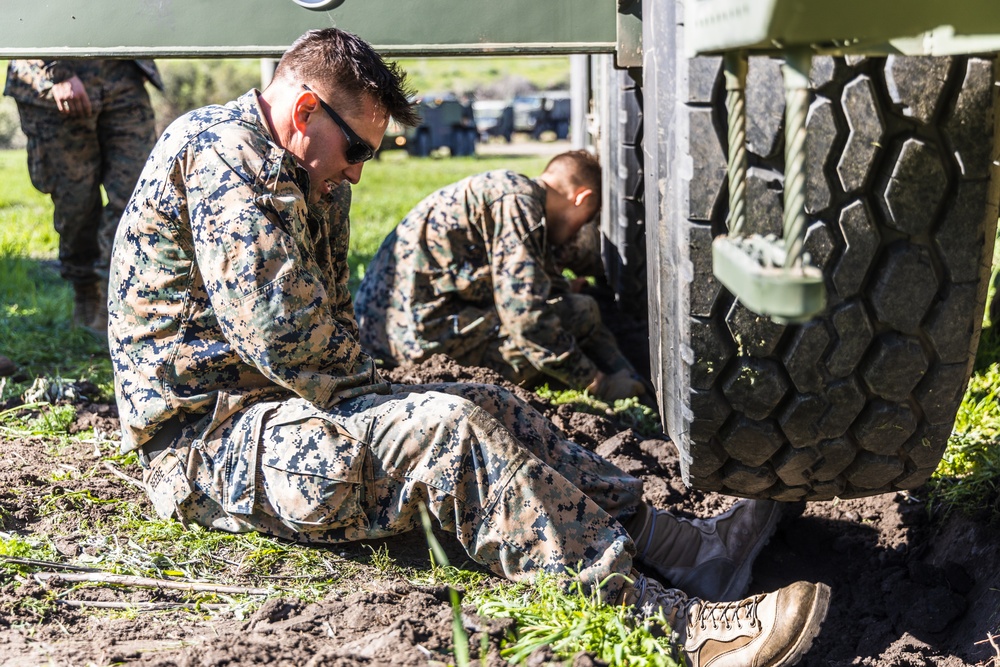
[{"xmin": 302, "ymin": 84, "xmax": 375, "ymax": 164}]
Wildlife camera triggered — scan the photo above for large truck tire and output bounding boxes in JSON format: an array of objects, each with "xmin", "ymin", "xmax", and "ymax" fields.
[
  {"xmin": 598, "ymin": 61, "xmax": 652, "ymax": 380},
  {"xmin": 640, "ymin": 0, "xmax": 1000, "ymax": 500}
]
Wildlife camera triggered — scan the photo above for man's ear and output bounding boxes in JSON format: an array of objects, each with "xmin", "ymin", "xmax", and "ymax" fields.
[
  {"xmin": 292, "ymin": 90, "xmax": 318, "ymax": 133},
  {"xmin": 573, "ymin": 187, "xmax": 594, "ymax": 208}
]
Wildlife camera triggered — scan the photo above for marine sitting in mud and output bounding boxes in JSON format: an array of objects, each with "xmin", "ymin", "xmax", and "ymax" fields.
[
  {"xmin": 108, "ymin": 27, "xmax": 830, "ymax": 667},
  {"xmin": 354, "ymin": 151, "xmax": 649, "ymax": 403}
]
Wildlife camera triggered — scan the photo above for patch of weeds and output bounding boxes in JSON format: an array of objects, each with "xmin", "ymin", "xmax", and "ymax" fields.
[
  {"xmin": 0, "ymin": 401, "xmax": 76, "ymax": 437},
  {"xmin": 611, "ymin": 396, "xmax": 662, "ymax": 437},
  {"xmin": 535, "ymin": 384, "xmax": 663, "ymax": 438},
  {"xmin": 365, "ymin": 543, "xmax": 397, "ymax": 575},
  {"xmin": 930, "ymin": 356, "xmax": 1000, "ymax": 523},
  {"xmin": 471, "ymin": 573, "xmax": 680, "ymax": 667},
  {"xmin": 0, "ymin": 533, "xmax": 59, "ymax": 574},
  {"xmin": 39, "ymin": 487, "xmax": 120, "ymax": 515},
  {"xmin": 82, "ymin": 508, "xmax": 350, "ymax": 604},
  {"xmin": 419, "ymin": 554, "xmax": 680, "ymax": 666}
]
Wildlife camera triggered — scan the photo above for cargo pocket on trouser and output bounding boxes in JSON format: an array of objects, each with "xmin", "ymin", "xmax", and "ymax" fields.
[
  {"xmin": 143, "ymin": 447, "xmax": 196, "ymax": 522},
  {"xmin": 257, "ymin": 399, "xmax": 370, "ymax": 540},
  {"xmin": 18, "ymin": 109, "xmax": 57, "ymax": 195}
]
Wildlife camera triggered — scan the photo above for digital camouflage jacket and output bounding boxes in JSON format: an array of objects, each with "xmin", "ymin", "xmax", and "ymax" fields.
[
  {"xmin": 355, "ymin": 170, "xmax": 599, "ymax": 389},
  {"xmin": 109, "ymin": 90, "xmax": 387, "ymax": 454}
]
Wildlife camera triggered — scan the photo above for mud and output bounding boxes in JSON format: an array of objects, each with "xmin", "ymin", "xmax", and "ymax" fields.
[{"xmin": 1, "ymin": 355, "xmax": 998, "ymax": 666}]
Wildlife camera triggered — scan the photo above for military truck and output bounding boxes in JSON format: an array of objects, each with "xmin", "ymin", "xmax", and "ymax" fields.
[
  {"xmin": 404, "ymin": 94, "xmax": 478, "ymax": 157},
  {"xmin": 5, "ymin": 0, "xmax": 999, "ymax": 502},
  {"xmin": 472, "ymin": 99, "xmax": 515, "ymax": 143}
]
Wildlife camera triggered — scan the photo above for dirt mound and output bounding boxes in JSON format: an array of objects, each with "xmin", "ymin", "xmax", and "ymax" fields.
[{"xmin": 1, "ymin": 357, "xmax": 998, "ymax": 666}]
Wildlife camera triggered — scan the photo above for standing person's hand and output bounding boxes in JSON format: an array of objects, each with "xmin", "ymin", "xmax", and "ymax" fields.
[{"xmin": 51, "ymin": 76, "xmax": 93, "ymax": 117}]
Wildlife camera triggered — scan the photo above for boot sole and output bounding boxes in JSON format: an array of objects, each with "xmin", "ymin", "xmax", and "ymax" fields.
[
  {"xmin": 772, "ymin": 582, "xmax": 831, "ymax": 667},
  {"xmin": 718, "ymin": 500, "xmax": 784, "ymax": 601}
]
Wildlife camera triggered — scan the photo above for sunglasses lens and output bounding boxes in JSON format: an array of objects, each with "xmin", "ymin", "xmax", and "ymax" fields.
[{"xmin": 346, "ymin": 143, "xmax": 374, "ymax": 164}]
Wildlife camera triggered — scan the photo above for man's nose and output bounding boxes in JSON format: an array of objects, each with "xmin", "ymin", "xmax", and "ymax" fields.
[{"xmin": 343, "ymin": 162, "xmax": 363, "ymax": 185}]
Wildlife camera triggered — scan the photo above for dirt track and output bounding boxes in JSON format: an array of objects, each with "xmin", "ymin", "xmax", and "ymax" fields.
[{"xmin": 1, "ymin": 354, "xmax": 998, "ymax": 666}]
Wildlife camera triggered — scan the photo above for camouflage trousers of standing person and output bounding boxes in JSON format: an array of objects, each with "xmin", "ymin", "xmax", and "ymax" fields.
[
  {"xmin": 472, "ymin": 292, "xmax": 637, "ymax": 388},
  {"xmin": 15, "ymin": 63, "xmax": 156, "ymax": 286},
  {"xmin": 143, "ymin": 382, "xmax": 644, "ymax": 599}
]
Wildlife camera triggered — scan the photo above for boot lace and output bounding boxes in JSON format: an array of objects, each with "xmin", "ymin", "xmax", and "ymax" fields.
[{"xmin": 685, "ymin": 594, "xmax": 765, "ymax": 633}]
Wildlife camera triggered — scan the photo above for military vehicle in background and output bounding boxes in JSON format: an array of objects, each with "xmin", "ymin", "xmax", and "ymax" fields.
[
  {"xmin": 529, "ymin": 91, "xmax": 571, "ymax": 140},
  {"xmin": 388, "ymin": 94, "xmax": 478, "ymax": 157},
  {"xmin": 472, "ymin": 99, "xmax": 514, "ymax": 143},
  {"xmin": 5, "ymin": 0, "xmax": 1000, "ymax": 503}
]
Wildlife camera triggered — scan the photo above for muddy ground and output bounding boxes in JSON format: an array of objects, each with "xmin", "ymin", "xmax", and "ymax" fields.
[{"xmin": 1, "ymin": 354, "xmax": 999, "ymax": 667}]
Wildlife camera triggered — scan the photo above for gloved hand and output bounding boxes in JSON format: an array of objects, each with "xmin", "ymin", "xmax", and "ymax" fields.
[{"xmin": 587, "ymin": 368, "xmax": 646, "ymax": 402}]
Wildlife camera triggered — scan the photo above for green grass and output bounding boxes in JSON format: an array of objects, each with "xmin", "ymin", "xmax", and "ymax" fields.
[
  {"xmin": 393, "ymin": 56, "xmax": 571, "ymax": 97},
  {"xmin": 928, "ymin": 324, "xmax": 1000, "ymax": 520}
]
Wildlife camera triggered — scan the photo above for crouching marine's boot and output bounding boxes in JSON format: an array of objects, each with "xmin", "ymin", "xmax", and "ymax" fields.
[
  {"xmin": 621, "ymin": 573, "xmax": 830, "ymax": 667},
  {"xmin": 72, "ymin": 281, "xmax": 101, "ymax": 329},
  {"xmin": 88, "ymin": 282, "xmax": 109, "ymax": 337},
  {"xmin": 625, "ymin": 499, "xmax": 783, "ymax": 601}
]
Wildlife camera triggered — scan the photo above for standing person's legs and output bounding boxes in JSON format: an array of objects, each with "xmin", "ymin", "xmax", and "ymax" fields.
[
  {"xmin": 16, "ymin": 103, "xmax": 103, "ymax": 325},
  {"xmin": 91, "ymin": 81, "xmax": 156, "ymax": 331},
  {"xmin": 95, "ymin": 68, "xmax": 156, "ymax": 284}
]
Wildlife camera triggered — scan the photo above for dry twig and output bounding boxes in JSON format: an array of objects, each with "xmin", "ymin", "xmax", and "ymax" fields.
[
  {"xmin": 34, "ymin": 571, "xmax": 272, "ymax": 595},
  {"xmin": 56, "ymin": 599, "xmax": 230, "ymax": 611},
  {"xmin": 974, "ymin": 632, "xmax": 1000, "ymax": 667},
  {"xmin": 1, "ymin": 557, "xmax": 100, "ymax": 573},
  {"xmin": 102, "ymin": 460, "xmax": 145, "ymax": 490}
]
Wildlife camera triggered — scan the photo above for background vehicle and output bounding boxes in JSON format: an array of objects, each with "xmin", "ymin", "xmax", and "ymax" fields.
[
  {"xmin": 529, "ymin": 92, "xmax": 571, "ymax": 140},
  {"xmin": 471, "ymin": 99, "xmax": 514, "ymax": 143},
  {"xmin": 403, "ymin": 94, "xmax": 478, "ymax": 157},
  {"xmin": 5, "ymin": 0, "xmax": 999, "ymax": 503}
]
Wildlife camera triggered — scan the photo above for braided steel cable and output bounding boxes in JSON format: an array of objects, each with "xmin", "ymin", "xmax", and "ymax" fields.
[
  {"xmin": 724, "ymin": 53, "xmax": 749, "ymax": 238},
  {"xmin": 782, "ymin": 51, "xmax": 811, "ymax": 269}
]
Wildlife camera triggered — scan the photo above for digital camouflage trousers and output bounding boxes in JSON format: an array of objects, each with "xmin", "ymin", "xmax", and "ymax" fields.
[
  {"xmin": 143, "ymin": 382, "xmax": 644, "ymax": 598},
  {"xmin": 16, "ymin": 64, "xmax": 155, "ymax": 285}
]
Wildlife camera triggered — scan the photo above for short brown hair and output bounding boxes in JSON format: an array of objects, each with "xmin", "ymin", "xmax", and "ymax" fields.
[
  {"xmin": 273, "ymin": 28, "xmax": 419, "ymax": 126},
  {"xmin": 544, "ymin": 150, "xmax": 602, "ymax": 207}
]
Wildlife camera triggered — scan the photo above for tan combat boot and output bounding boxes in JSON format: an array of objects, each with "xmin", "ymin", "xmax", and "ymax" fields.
[
  {"xmin": 88, "ymin": 282, "xmax": 109, "ymax": 337},
  {"xmin": 621, "ymin": 573, "xmax": 830, "ymax": 667},
  {"xmin": 72, "ymin": 282, "xmax": 101, "ymax": 328},
  {"xmin": 625, "ymin": 499, "xmax": 783, "ymax": 601}
]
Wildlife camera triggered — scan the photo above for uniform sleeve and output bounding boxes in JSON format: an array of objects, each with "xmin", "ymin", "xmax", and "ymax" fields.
[
  {"xmin": 183, "ymin": 140, "xmax": 379, "ymax": 407},
  {"xmin": 490, "ymin": 194, "xmax": 599, "ymax": 389},
  {"xmin": 43, "ymin": 61, "xmax": 78, "ymax": 84},
  {"xmin": 5, "ymin": 60, "xmax": 65, "ymax": 97}
]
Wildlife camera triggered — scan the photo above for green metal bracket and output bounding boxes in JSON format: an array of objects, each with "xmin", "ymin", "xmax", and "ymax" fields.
[
  {"xmin": 713, "ymin": 50, "xmax": 827, "ymax": 323},
  {"xmin": 685, "ymin": 0, "xmax": 1000, "ymax": 56},
  {"xmin": 712, "ymin": 235, "xmax": 826, "ymax": 324},
  {"xmin": 616, "ymin": 0, "xmax": 643, "ymax": 68}
]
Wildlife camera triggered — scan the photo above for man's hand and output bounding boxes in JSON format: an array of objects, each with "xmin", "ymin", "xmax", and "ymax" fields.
[
  {"xmin": 587, "ymin": 368, "xmax": 646, "ymax": 402},
  {"xmin": 568, "ymin": 276, "xmax": 588, "ymax": 294},
  {"xmin": 51, "ymin": 76, "xmax": 93, "ymax": 117}
]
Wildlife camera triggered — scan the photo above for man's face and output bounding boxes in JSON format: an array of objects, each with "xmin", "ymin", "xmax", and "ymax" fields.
[{"xmin": 290, "ymin": 88, "xmax": 388, "ymax": 203}]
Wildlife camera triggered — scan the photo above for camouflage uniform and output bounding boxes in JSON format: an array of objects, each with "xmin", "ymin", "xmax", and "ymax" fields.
[
  {"xmin": 4, "ymin": 59, "xmax": 159, "ymax": 286},
  {"xmin": 109, "ymin": 91, "xmax": 644, "ymax": 599},
  {"xmin": 354, "ymin": 171, "xmax": 632, "ymax": 390}
]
